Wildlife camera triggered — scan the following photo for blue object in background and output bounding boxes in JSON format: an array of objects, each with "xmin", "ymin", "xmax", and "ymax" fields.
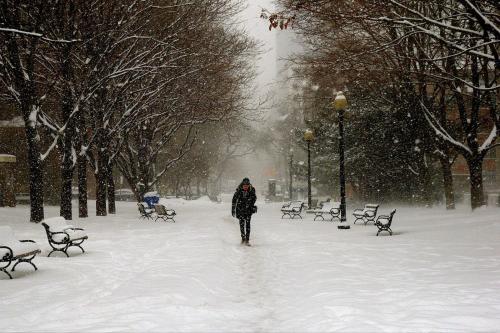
[{"xmin": 143, "ymin": 191, "xmax": 159, "ymax": 208}]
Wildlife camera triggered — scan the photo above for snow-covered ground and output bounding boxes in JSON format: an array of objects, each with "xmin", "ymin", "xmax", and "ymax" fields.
[{"xmin": 1, "ymin": 198, "xmax": 500, "ymax": 332}]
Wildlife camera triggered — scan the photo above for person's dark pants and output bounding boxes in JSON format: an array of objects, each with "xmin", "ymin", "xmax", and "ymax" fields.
[{"xmin": 239, "ymin": 215, "xmax": 251, "ymax": 241}]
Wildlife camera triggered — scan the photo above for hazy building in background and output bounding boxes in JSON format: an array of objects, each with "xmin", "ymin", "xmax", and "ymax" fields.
[{"xmin": 227, "ymin": 27, "xmax": 307, "ymax": 199}]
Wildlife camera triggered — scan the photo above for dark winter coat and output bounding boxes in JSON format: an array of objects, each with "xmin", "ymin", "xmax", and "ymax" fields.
[{"xmin": 232, "ymin": 184, "xmax": 257, "ymax": 218}]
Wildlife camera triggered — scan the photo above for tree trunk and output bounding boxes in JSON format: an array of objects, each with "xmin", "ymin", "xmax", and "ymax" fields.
[
  {"xmin": 467, "ymin": 156, "xmax": 485, "ymax": 209},
  {"xmin": 95, "ymin": 171, "xmax": 107, "ymax": 216},
  {"xmin": 417, "ymin": 154, "xmax": 433, "ymax": 207},
  {"xmin": 3, "ymin": 10, "xmax": 44, "ymax": 222},
  {"xmin": 59, "ymin": 37, "xmax": 75, "ymax": 221},
  {"xmin": 59, "ymin": 98, "xmax": 75, "ymax": 220},
  {"xmin": 25, "ymin": 123, "xmax": 44, "ymax": 222},
  {"xmin": 439, "ymin": 158, "xmax": 455, "ymax": 209},
  {"xmin": 175, "ymin": 178, "xmax": 180, "ymax": 198},
  {"xmin": 76, "ymin": 109, "xmax": 88, "ymax": 218},
  {"xmin": 107, "ymin": 166, "xmax": 116, "ymax": 214},
  {"xmin": 184, "ymin": 181, "xmax": 190, "ymax": 200},
  {"xmin": 423, "ymin": 168, "xmax": 433, "ymax": 207},
  {"xmin": 137, "ymin": 183, "xmax": 151, "ymax": 203},
  {"xmin": 78, "ymin": 152, "xmax": 88, "ymax": 218},
  {"xmin": 95, "ymin": 143, "xmax": 107, "ymax": 216},
  {"xmin": 60, "ymin": 152, "xmax": 73, "ymax": 220}
]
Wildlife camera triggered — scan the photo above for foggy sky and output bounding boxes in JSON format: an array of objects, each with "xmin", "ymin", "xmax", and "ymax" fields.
[
  {"xmin": 241, "ymin": 0, "xmax": 277, "ymax": 101},
  {"xmin": 227, "ymin": 0, "xmax": 282, "ymax": 194}
]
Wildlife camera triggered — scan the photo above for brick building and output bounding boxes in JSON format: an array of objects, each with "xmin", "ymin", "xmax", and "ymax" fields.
[
  {"xmin": 0, "ymin": 103, "xmax": 96, "ymax": 206},
  {"xmin": 452, "ymin": 147, "xmax": 500, "ymax": 205},
  {"xmin": 449, "ymin": 106, "xmax": 500, "ymax": 205}
]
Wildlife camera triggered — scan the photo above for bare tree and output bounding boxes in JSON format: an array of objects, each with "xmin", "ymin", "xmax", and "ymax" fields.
[
  {"xmin": 273, "ymin": 0, "xmax": 499, "ymax": 209},
  {"xmin": 0, "ymin": 0, "xmax": 79, "ymax": 221},
  {"xmin": 115, "ymin": 1, "xmax": 258, "ymax": 201}
]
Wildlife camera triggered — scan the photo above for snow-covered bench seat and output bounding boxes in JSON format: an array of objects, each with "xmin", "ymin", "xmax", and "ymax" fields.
[
  {"xmin": 154, "ymin": 204, "xmax": 176, "ymax": 222},
  {"xmin": 375, "ymin": 209, "xmax": 396, "ymax": 236},
  {"xmin": 281, "ymin": 201, "xmax": 305, "ymax": 219},
  {"xmin": 311, "ymin": 201, "xmax": 341, "ymax": 221},
  {"xmin": 138, "ymin": 203, "xmax": 154, "ymax": 220},
  {"xmin": 353, "ymin": 204, "xmax": 379, "ymax": 225},
  {"xmin": 0, "ymin": 226, "xmax": 41, "ymax": 279},
  {"xmin": 41, "ymin": 217, "xmax": 88, "ymax": 257}
]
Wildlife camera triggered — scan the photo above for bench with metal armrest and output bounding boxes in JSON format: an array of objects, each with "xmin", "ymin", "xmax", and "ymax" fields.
[
  {"xmin": 374, "ymin": 209, "xmax": 396, "ymax": 236},
  {"xmin": 281, "ymin": 201, "xmax": 305, "ymax": 219},
  {"xmin": 0, "ymin": 226, "xmax": 41, "ymax": 279},
  {"xmin": 353, "ymin": 204, "xmax": 379, "ymax": 225},
  {"xmin": 42, "ymin": 217, "xmax": 88, "ymax": 257},
  {"xmin": 154, "ymin": 204, "xmax": 176, "ymax": 222},
  {"xmin": 138, "ymin": 202, "xmax": 154, "ymax": 220},
  {"xmin": 310, "ymin": 202, "xmax": 341, "ymax": 221}
]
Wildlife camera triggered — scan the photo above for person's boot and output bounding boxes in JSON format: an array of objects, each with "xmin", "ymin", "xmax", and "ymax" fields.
[
  {"xmin": 245, "ymin": 237, "xmax": 250, "ymax": 246},
  {"xmin": 241, "ymin": 237, "xmax": 245, "ymax": 244}
]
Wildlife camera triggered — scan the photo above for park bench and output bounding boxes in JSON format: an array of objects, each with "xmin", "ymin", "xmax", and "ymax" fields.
[
  {"xmin": 311, "ymin": 201, "xmax": 341, "ymax": 221},
  {"xmin": 208, "ymin": 194, "xmax": 222, "ymax": 203},
  {"xmin": 375, "ymin": 209, "xmax": 396, "ymax": 236},
  {"xmin": 353, "ymin": 204, "xmax": 379, "ymax": 225},
  {"xmin": 281, "ymin": 201, "xmax": 305, "ymax": 219},
  {"xmin": 310, "ymin": 199, "xmax": 318, "ymax": 209},
  {"xmin": 154, "ymin": 204, "xmax": 176, "ymax": 222},
  {"xmin": 138, "ymin": 202, "xmax": 154, "ymax": 220},
  {"xmin": 41, "ymin": 217, "xmax": 88, "ymax": 257},
  {"xmin": 0, "ymin": 226, "xmax": 41, "ymax": 279}
]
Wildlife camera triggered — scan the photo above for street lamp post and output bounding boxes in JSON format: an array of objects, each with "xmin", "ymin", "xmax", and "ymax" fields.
[
  {"xmin": 333, "ymin": 92, "xmax": 348, "ymax": 226},
  {"xmin": 289, "ymin": 148, "xmax": 294, "ymax": 201},
  {"xmin": 304, "ymin": 129, "xmax": 314, "ymax": 209}
]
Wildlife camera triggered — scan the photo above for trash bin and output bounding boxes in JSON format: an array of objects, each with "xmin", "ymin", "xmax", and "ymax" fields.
[{"xmin": 143, "ymin": 191, "xmax": 159, "ymax": 209}]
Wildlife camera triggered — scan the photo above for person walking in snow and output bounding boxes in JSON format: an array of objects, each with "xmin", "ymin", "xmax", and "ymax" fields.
[{"xmin": 232, "ymin": 177, "xmax": 257, "ymax": 245}]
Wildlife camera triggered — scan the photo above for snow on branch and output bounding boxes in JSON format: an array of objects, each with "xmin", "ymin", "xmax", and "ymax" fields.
[
  {"xmin": 377, "ymin": 16, "xmax": 496, "ymax": 62},
  {"xmin": 421, "ymin": 101, "xmax": 472, "ymax": 156},
  {"xmin": 479, "ymin": 124, "xmax": 498, "ymax": 153},
  {"xmin": 0, "ymin": 27, "xmax": 80, "ymax": 43},
  {"xmin": 458, "ymin": 0, "xmax": 500, "ymax": 39},
  {"xmin": 0, "ymin": 28, "xmax": 42, "ymax": 37},
  {"xmin": 387, "ymin": 0, "xmax": 483, "ymax": 37}
]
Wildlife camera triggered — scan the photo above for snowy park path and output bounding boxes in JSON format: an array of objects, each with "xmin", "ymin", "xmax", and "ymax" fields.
[{"xmin": 1, "ymin": 199, "xmax": 500, "ymax": 332}]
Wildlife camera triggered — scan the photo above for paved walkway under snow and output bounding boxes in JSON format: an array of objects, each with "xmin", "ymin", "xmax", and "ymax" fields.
[{"xmin": 1, "ymin": 199, "xmax": 500, "ymax": 332}]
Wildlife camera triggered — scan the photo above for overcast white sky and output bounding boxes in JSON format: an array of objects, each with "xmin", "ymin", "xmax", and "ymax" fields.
[
  {"xmin": 240, "ymin": 0, "xmax": 277, "ymax": 97},
  {"xmin": 231, "ymin": 0, "xmax": 293, "ymax": 190}
]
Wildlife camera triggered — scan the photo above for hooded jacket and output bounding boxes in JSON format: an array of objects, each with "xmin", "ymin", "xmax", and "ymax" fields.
[{"xmin": 232, "ymin": 182, "xmax": 257, "ymax": 218}]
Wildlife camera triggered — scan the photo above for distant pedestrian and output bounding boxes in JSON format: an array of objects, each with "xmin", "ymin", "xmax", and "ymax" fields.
[{"xmin": 232, "ymin": 177, "xmax": 257, "ymax": 245}]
